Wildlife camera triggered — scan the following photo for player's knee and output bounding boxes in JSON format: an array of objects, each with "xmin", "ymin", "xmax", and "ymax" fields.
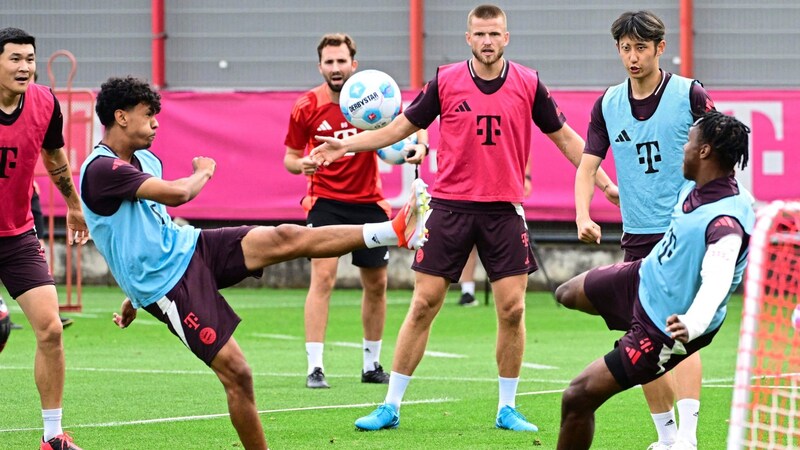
[
  {"xmin": 224, "ymin": 359, "xmax": 255, "ymax": 394},
  {"xmin": 555, "ymin": 279, "xmax": 578, "ymax": 309},
  {"xmin": 34, "ymin": 317, "xmax": 63, "ymax": 349},
  {"xmin": 561, "ymin": 378, "xmax": 591, "ymax": 413},
  {"xmin": 496, "ymin": 300, "xmax": 525, "ymax": 326},
  {"xmin": 407, "ymin": 297, "xmax": 437, "ymax": 324}
]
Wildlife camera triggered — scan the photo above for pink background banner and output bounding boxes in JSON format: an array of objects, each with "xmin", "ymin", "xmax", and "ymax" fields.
[{"xmin": 37, "ymin": 89, "xmax": 800, "ymax": 223}]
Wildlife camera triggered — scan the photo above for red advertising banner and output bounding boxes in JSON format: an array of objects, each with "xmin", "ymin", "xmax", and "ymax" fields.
[{"xmin": 38, "ymin": 89, "xmax": 800, "ymax": 223}]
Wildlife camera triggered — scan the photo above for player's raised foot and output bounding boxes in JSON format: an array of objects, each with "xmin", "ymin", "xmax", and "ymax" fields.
[
  {"xmin": 392, "ymin": 178, "xmax": 431, "ymax": 250},
  {"xmin": 458, "ymin": 292, "xmax": 477, "ymax": 307},
  {"xmin": 41, "ymin": 432, "xmax": 82, "ymax": 450},
  {"xmin": 361, "ymin": 362, "xmax": 390, "ymax": 384},
  {"xmin": 354, "ymin": 404, "xmax": 399, "ymax": 431},
  {"xmin": 306, "ymin": 367, "xmax": 330, "ymax": 389},
  {"xmin": 668, "ymin": 440, "xmax": 697, "ymax": 450},
  {"xmin": 495, "ymin": 405, "xmax": 538, "ymax": 432}
]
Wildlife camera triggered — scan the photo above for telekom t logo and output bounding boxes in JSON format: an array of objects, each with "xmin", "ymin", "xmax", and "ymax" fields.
[
  {"xmin": 636, "ymin": 141, "xmax": 662, "ymax": 174},
  {"xmin": 0, "ymin": 147, "xmax": 18, "ymax": 178},
  {"xmin": 476, "ymin": 115, "xmax": 501, "ymax": 145}
]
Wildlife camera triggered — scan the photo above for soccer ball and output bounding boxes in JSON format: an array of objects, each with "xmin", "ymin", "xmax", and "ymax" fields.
[
  {"xmin": 792, "ymin": 304, "xmax": 800, "ymax": 331},
  {"xmin": 339, "ymin": 69, "xmax": 402, "ymax": 130},
  {"xmin": 0, "ymin": 297, "xmax": 10, "ymax": 353},
  {"xmin": 377, "ymin": 134, "xmax": 417, "ymax": 165}
]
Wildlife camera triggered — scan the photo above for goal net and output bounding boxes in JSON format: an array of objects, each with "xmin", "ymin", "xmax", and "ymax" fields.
[{"xmin": 728, "ymin": 200, "xmax": 800, "ymax": 449}]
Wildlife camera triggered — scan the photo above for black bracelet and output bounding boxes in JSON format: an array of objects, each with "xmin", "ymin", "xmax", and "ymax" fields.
[{"xmin": 419, "ymin": 143, "xmax": 429, "ymax": 156}]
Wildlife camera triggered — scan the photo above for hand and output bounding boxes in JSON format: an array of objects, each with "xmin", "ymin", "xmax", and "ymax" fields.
[
  {"xmin": 299, "ymin": 156, "xmax": 320, "ymax": 175},
  {"xmin": 404, "ymin": 143, "xmax": 426, "ymax": 165},
  {"xmin": 66, "ymin": 209, "xmax": 90, "ymax": 245},
  {"xmin": 603, "ymin": 183, "xmax": 620, "ymax": 207},
  {"xmin": 666, "ymin": 314, "xmax": 689, "ymax": 343},
  {"xmin": 310, "ymin": 136, "xmax": 349, "ymax": 166},
  {"xmin": 576, "ymin": 217, "xmax": 602, "ymax": 244},
  {"xmin": 192, "ymin": 156, "xmax": 216, "ymax": 178},
  {"xmin": 524, "ymin": 177, "xmax": 532, "ymax": 197},
  {"xmin": 112, "ymin": 298, "xmax": 137, "ymax": 329}
]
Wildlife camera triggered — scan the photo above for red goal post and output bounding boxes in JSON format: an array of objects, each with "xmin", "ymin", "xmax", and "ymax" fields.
[{"xmin": 728, "ymin": 200, "xmax": 800, "ymax": 449}]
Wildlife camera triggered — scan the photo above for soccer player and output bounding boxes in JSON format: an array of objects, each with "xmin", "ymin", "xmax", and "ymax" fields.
[
  {"xmin": 284, "ymin": 33, "xmax": 430, "ymax": 389},
  {"xmin": 555, "ymin": 111, "xmax": 755, "ymax": 449},
  {"xmin": 0, "ymin": 27, "xmax": 89, "ymax": 450},
  {"xmin": 79, "ymin": 76, "xmax": 429, "ymax": 450},
  {"xmin": 311, "ymin": 4, "xmax": 618, "ymax": 432},
  {"xmin": 569, "ymin": 11, "xmax": 715, "ymax": 449}
]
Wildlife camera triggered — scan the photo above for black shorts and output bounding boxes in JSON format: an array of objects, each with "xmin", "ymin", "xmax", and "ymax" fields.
[
  {"xmin": 143, "ymin": 226, "xmax": 262, "ymax": 365},
  {"xmin": 0, "ymin": 230, "xmax": 53, "ymax": 299},
  {"xmin": 412, "ymin": 199, "xmax": 537, "ymax": 282},
  {"xmin": 307, "ymin": 197, "xmax": 390, "ymax": 268},
  {"xmin": 585, "ymin": 260, "xmax": 717, "ymax": 388}
]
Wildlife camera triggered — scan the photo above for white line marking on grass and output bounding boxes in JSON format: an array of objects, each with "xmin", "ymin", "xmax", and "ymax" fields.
[
  {"xmin": 517, "ymin": 388, "xmax": 565, "ymax": 396},
  {"xmin": 253, "ymin": 334, "xmax": 468, "ymax": 359},
  {"xmin": 0, "ymin": 398, "xmax": 455, "ymax": 433},
  {"xmin": 423, "ymin": 350, "xmax": 467, "ymax": 358},
  {"xmin": 253, "ymin": 333, "xmax": 300, "ymax": 340},
  {"xmin": 330, "ymin": 341, "xmax": 362, "ymax": 348},
  {"xmin": 521, "ymin": 362, "xmax": 558, "ymax": 370},
  {"xmin": 0, "ymin": 365, "xmax": 572, "ymax": 384}
]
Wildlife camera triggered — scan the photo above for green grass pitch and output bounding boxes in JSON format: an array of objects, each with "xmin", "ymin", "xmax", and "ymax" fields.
[{"xmin": 0, "ymin": 286, "xmax": 741, "ymax": 449}]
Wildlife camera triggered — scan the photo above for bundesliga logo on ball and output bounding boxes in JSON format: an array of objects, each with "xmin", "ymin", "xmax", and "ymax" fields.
[{"xmin": 339, "ymin": 69, "xmax": 402, "ymax": 130}]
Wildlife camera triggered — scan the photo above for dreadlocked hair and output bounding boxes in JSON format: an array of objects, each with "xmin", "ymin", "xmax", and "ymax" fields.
[{"xmin": 694, "ymin": 110, "xmax": 750, "ymax": 171}]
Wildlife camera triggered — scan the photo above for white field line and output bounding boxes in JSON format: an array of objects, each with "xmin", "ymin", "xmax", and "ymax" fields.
[
  {"xmin": 0, "ymin": 397, "xmax": 455, "ymax": 433},
  {"xmin": 0, "ymin": 366, "xmax": 569, "ymax": 383},
  {"xmin": 253, "ymin": 334, "xmax": 469, "ymax": 359}
]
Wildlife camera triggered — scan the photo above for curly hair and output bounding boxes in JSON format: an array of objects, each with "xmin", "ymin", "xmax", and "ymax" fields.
[
  {"xmin": 95, "ymin": 76, "xmax": 161, "ymax": 127},
  {"xmin": 694, "ymin": 110, "xmax": 751, "ymax": 171}
]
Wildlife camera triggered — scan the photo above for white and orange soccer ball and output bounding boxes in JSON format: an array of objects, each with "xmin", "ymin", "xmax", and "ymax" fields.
[{"xmin": 339, "ymin": 69, "xmax": 402, "ymax": 130}]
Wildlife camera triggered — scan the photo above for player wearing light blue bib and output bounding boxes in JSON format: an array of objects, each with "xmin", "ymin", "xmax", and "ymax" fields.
[
  {"xmin": 556, "ymin": 111, "xmax": 754, "ymax": 448},
  {"xmin": 81, "ymin": 145, "xmax": 199, "ymax": 308},
  {"xmin": 601, "ymin": 74, "xmax": 694, "ymax": 234},
  {"xmin": 573, "ymin": 11, "xmax": 716, "ymax": 449},
  {"xmin": 639, "ymin": 182, "xmax": 755, "ymax": 337}
]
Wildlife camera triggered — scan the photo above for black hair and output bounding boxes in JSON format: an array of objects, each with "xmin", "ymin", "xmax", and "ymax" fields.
[
  {"xmin": 0, "ymin": 27, "xmax": 36, "ymax": 55},
  {"xmin": 611, "ymin": 11, "xmax": 665, "ymax": 43},
  {"xmin": 694, "ymin": 111, "xmax": 750, "ymax": 171},
  {"xmin": 95, "ymin": 76, "xmax": 161, "ymax": 127}
]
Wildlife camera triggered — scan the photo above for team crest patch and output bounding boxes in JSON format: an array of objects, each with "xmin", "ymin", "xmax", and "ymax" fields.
[{"xmin": 199, "ymin": 327, "xmax": 217, "ymax": 345}]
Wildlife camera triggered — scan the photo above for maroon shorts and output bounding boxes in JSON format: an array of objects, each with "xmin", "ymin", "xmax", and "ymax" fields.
[
  {"xmin": 143, "ymin": 226, "xmax": 262, "ymax": 365},
  {"xmin": 412, "ymin": 199, "xmax": 537, "ymax": 282},
  {"xmin": 621, "ymin": 232, "xmax": 663, "ymax": 262},
  {"xmin": 0, "ymin": 229, "xmax": 54, "ymax": 299},
  {"xmin": 585, "ymin": 259, "xmax": 717, "ymax": 388}
]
